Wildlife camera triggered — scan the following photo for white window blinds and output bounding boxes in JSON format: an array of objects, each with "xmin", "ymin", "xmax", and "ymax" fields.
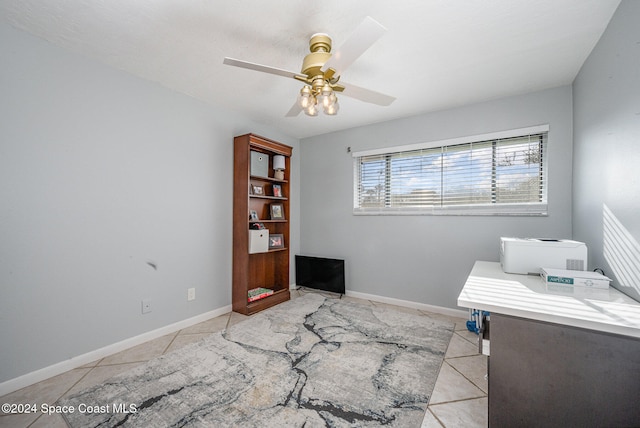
[{"xmin": 353, "ymin": 126, "xmax": 548, "ymax": 215}]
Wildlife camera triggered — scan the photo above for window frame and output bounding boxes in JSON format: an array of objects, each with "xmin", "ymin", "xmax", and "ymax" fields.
[{"xmin": 352, "ymin": 125, "xmax": 549, "ymax": 216}]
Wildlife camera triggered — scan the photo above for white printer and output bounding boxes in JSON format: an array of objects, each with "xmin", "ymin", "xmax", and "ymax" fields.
[{"xmin": 500, "ymin": 237, "xmax": 587, "ymax": 275}]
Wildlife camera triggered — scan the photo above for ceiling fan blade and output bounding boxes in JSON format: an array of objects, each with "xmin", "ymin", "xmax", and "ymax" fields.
[
  {"xmin": 285, "ymin": 102, "xmax": 302, "ymax": 117},
  {"xmin": 223, "ymin": 57, "xmax": 304, "ymax": 80},
  {"xmin": 321, "ymin": 16, "xmax": 386, "ymax": 76},
  {"xmin": 340, "ymin": 81, "xmax": 396, "ymax": 106}
]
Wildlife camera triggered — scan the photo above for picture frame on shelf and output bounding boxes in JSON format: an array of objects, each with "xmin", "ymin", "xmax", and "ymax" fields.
[
  {"xmin": 269, "ymin": 234, "xmax": 284, "ymax": 249},
  {"xmin": 251, "ymin": 184, "xmax": 264, "ymax": 195},
  {"xmin": 270, "ymin": 203, "xmax": 285, "ymax": 220},
  {"xmin": 272, "ymin": 184, "xmax": 282, "ymax": 197},
  {"xmin": 249, "ymin": 210, "xmax": 259, "ymax": 220}
]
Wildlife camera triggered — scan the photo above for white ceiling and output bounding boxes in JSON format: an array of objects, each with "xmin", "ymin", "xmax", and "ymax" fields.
[{"xmin": 1, "ymin": 0, "xmax": 620, "ymax": 139}]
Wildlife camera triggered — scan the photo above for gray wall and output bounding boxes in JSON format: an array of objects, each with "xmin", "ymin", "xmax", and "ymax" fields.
[
  {"xmin": 573, "ymin": 0, "xmax": 640, "ymax": 301},
  {"xmin": 300, "ymin": 86, "xmax": 574, "ymax": 309},
  {"xmin": 0, "ymin": 21, "xmax": 300, "ymax": 383}
]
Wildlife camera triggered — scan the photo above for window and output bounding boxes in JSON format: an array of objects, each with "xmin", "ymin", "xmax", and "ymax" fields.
[{"xmin": 353, "ymin": 125, "xmax": 548, "ymax": 215}]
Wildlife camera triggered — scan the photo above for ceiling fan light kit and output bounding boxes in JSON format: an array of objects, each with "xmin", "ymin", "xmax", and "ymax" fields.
[
  {"xmin": 298, "ymin": 83, "xmax": 340, "ymax": 117},
  {"xmin": 223, "ymin": 16, "xmax": 395, "ymax": 117}
]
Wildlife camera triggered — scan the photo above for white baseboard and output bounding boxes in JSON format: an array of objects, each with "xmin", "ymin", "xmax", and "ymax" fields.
[
  {"xmin": 0, "ymin": 305, "xmax": 231, "ymax": 397},
  {"xmin": 345, "ymin": 290, "xmax": 468, "ymax": 318},
  {"xmin": 291, "ymin": 284, "xmax": 467, "ymax": 318}
]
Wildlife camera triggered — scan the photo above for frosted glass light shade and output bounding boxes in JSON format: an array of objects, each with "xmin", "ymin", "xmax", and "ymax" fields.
[
  {"xmin": 324, "ymin": 99, "xmax": 339, "ymax": 115},
  {"xmin": 304, "ymin": 103, "xmax": 318, "ymax": 116},
  {"xmin": 298, "ymin": 85, "xmax": 313, "ymax": 109},
  {"xmin": 273, "ymin": 155, "xmax": 285, "ymax": 171}
]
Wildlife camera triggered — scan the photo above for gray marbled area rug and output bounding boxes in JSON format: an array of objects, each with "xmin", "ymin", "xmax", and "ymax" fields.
[{"xmin": 59, "ymin": 293, "xmax": 454, "ymax": 427}]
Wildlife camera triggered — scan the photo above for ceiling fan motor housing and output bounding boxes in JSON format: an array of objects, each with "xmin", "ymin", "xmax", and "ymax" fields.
[{"xmin": 301, "ymin": 33, "xmax": 332, "ymax": 78}]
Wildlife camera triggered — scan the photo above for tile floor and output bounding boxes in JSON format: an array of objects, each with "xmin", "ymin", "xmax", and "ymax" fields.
[{"xmin": 0, "ymin": 291, "xmax": 487, "ymax": 427}]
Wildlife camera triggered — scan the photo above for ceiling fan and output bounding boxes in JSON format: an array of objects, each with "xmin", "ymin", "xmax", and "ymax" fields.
[{"xmin": 223, "ymin": 16, "xmax": 396, "ymax": 117}]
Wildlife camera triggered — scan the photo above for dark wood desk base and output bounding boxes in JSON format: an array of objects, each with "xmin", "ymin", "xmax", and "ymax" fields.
[{"xmin": 489, "ymin": 313, "xmax": 640, "ymax": 427}]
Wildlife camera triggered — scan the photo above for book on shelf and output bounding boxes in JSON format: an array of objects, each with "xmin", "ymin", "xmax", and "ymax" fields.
[{"xmin": 248, "ymin": 287, "xmax": 274, "ymax": 302}]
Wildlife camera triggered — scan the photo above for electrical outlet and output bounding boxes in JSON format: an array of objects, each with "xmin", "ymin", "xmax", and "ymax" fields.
[
  {"xmin": 141, "ymin": 299, "xmax": 152, "ymax": 314},
  {"xmin": 187, "ymin": 288, "xmax": 195, "ymax": 301}
]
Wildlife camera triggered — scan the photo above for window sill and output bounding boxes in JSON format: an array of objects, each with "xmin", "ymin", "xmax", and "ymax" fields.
[{"xmin": 353, "ymin": 203, "xmax": 548, "ymax": 217}]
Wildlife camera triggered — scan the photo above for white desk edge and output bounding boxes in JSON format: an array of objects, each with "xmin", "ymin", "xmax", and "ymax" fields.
[{"xmin": 457, "ymin": 261, "xmax": 640, "ymax": 339}]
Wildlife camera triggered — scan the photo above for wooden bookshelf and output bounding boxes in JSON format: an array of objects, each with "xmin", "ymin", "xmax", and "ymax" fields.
[{"xmin": 232, "ymin": 134, "xmax": 292, "ymax": 315}]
